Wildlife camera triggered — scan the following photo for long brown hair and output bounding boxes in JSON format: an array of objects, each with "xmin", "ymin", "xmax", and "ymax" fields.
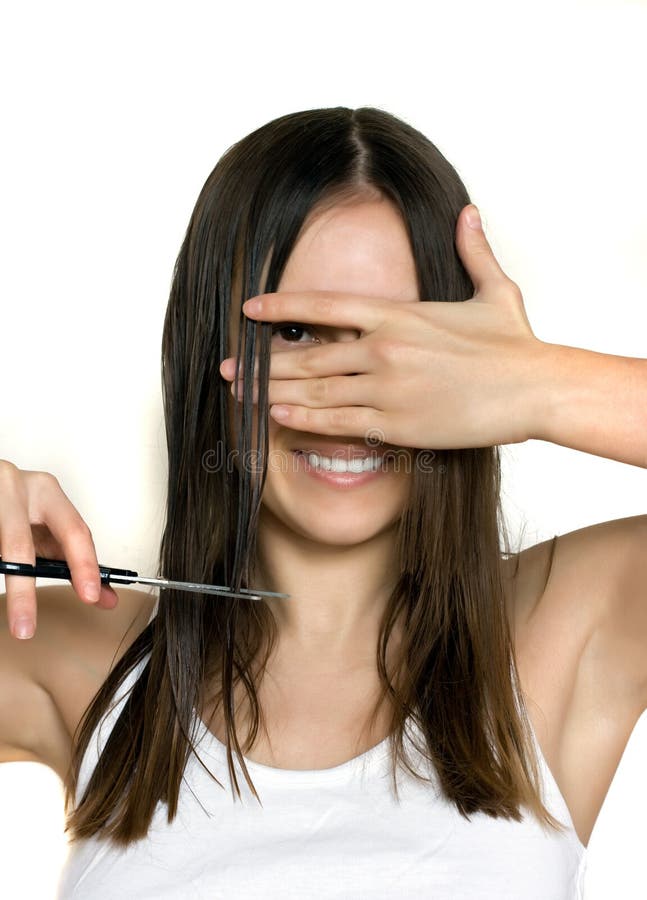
[{"xmin": 63, "ymin": 106, "xmax": 565, "ymax": 846}]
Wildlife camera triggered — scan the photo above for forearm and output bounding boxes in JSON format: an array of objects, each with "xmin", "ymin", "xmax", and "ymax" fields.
[{"xmin": 531, "ymin": 342, "xmax": 647, "ymax": 469}]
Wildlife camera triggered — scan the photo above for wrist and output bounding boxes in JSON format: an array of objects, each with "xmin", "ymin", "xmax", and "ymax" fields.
[{"xmin": 523, "ymin": 339, "xmax": 565, "ymax": 444}]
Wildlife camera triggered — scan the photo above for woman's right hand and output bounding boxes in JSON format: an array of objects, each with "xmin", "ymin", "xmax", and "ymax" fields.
[{"xmin": 0, "ymin": 459, "xmax": 119, "ymax": 640}]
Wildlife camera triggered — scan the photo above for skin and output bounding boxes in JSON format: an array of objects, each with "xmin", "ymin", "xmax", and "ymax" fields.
[{"xmin": 226, "ymin": 196, "xmax": 418, "ymax": 671}]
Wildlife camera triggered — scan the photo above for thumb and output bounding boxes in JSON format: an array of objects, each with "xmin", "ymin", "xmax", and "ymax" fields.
[{"xmin": 455, "ymin": 204, "xmax": 508, "ymax": 294}]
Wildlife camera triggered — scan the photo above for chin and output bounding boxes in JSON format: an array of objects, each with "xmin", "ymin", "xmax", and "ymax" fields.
[
  {"xmin": 259, "ymin": 494, "xmax": 404, "ymax": 546},
  {"xmin": 288, "ymin": 516, "xmax": 397, "ymax": 548},
  {"xmin": 258, "ymin": 467, "xmax": 410, "ymax": 546}
]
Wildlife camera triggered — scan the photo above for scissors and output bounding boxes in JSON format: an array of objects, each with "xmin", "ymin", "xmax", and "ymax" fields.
[{"xmin": 0, "ymin": 556, "xmax": 290, "ymax": 602}]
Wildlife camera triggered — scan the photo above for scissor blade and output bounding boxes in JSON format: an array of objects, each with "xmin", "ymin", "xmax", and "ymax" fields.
[{"xmin": 107, "ymin": 573, "xmax": 290, "ymax": 600}]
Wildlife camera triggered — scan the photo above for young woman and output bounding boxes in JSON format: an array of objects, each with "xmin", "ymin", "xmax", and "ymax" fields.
[{"xmin": 1, "ymin": 106, "xmax": 645, "ymax": 899}]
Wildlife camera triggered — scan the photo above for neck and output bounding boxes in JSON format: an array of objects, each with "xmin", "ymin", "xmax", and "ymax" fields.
[{"xmin": 250, "ymin": 506, "xmax": 401, "ymax": 668}]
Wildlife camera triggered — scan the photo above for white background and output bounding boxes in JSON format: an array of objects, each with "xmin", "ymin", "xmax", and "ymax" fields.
[{"xmin": 0, "ymin": 0, "xmax": 646, "ymax": 897}]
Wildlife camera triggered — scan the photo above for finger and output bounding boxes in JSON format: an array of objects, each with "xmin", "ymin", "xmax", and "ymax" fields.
[
  {"xmin": 29, "ymin": 522, "xmax": 117, "ymax": 608},
  {"xmin": 268, "ymin": 403, "xmax": 385, "ymax": 439},
  {"xmin": 271, "ymin": 339, "xmax": 373, "ymax": 380},
  {"xmin": 220, "ymin": 334, "xmax": 374, "ymax": 383},
  {"xmin": 455, "ymin": 204, "xmax": 509, "ymax": 293},
  {"xmin": 241, "ymin": 290, "xmax": 387, "ymax": 332},
  {"xmin": 0, "ymin": 508, "xmax": 38, "ymax": 639},
  {"xmin": 31, "ymin": 523, "xmax": 67, "ymax": 560},
  {"xmin": 24, "ymin": 471, "xmax": 116, "ymax": 608},
  {"xmin": 232, "ymin": 373, "xmax": 376, "ymax": 408}
]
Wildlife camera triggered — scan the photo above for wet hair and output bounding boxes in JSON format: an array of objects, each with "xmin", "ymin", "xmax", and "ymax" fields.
[{"xmin": 63, "ymin": 106, "xmax": 565, "ymax": 845}]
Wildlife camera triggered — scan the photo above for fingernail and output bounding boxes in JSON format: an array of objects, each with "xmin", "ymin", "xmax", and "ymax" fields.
[
  {"xmin": 243, "ymin": 298, "xmax": 262, "ymax": 315},
  {"xmin": 466, "ymin": 205, "xmax": 481, "ymax": 229},
  {"xmin": 83, "ymin": 581, "xmax": 100, "ymax": 603},
  {"xmin": 15, "ymin": 618, "xmax": 34, "ymax": 639}
]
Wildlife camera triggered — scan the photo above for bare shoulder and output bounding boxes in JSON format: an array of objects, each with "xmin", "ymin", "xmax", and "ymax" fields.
[
  {"xmin": 512, "ymin": 514, "xmax": 647, "ymax": 715},
  {"xmin": 507, "ymin": 514, "xmax": 647, "ymax": 688},
  {"xmin": 0, "ymin": 583, "xmax": 156, "ymax": 780},
  {"xmin": 32, "ymin": 582, "xmax": 157, "ymax": 665},
  {"xmin": 564, "ymin": 514, "xmax": 647, "ymax": 706},
  {"xmin": 35, "ymin": 582, "xmax": 157, "ymax": 729},
  {"xmin": 510, "ymin": 514, "xmax": 647, "ymax": 631}
]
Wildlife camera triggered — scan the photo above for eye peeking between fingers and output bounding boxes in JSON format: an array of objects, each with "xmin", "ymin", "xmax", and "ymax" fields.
[{"xmin": 271, "ymin": 323, "xmax": 321, "ymax": 347}]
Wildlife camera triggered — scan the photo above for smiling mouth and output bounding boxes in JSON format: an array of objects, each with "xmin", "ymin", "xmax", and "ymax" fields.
[{"xmin": 291, "ymin": 449, "xmax": 393, "ymax": 474}]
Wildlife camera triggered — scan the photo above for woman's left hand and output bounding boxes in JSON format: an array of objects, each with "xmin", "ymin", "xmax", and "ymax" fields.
[{"xmin": 219, "ymin": 205, "xmax": 551, "ymax": 451}]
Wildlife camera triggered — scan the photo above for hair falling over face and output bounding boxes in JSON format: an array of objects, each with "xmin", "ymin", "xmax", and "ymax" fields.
[{"xmin": 61, "ymin": 106, "xmax": 566, "ymax": 848}]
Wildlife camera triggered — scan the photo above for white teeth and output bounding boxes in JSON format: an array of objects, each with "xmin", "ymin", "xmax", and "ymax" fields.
[{"xmin": 303, "ymin": 452, "xmax": 382, "ymax": 473}]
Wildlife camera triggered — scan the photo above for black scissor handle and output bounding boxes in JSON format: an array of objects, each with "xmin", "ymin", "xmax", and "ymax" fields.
[{"xmin": 0, "ymin": 556, "xmax": 138, "ymax": 585}]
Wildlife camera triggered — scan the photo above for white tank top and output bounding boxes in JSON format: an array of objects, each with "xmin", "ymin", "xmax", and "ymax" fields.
[{"xmin": 56, "ymin": 600, "xmax": 587, "ymax": 899}]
